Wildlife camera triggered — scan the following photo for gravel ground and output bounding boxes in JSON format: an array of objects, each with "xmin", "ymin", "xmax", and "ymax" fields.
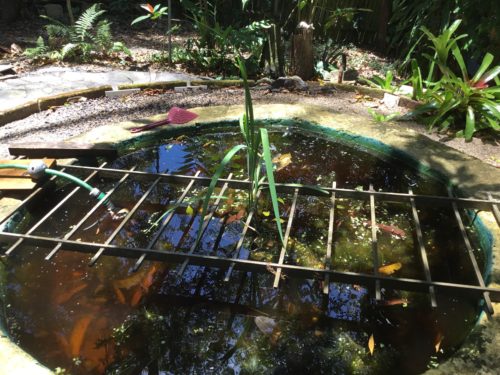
[{"xmin": 0, "ymin": 87, "xmax": 498, "ymax": 168}]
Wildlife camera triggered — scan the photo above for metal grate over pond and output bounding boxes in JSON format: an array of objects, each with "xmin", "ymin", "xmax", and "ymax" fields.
[
  {"xmin": 1, "ymin": 125, "xmax": 500, "ymax": 374},
  {"xmin": 1, "ymin": 163, "xmax": 498, "ymax": 313}
]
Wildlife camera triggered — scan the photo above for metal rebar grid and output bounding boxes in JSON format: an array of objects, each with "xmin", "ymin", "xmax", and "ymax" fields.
[
  {"xmin": 88, "ymin": 177, "xmax": 162, "ymax": 265},
  {"xmin": 448, "ymin": 187, "xmax": 494, "ymax": 317},
  {"xmin": 44, "ymin": 167, "xmax": 137, "ymax": 260},
  {"xmin": 133, "ymin": 171, "xmax": 201, "ymax": 272},
  {"xmin": 273, "ymin": 188, "xmax": 299, "ymax": 288},
  {"xmin": 5, "ymin": 163, "xmax": 107, "ymax": 256},
  {"xmin": 1, "ymin": 230, "xmax": 499, "ymax": 302},
  {"xmin": 488, "ymin": 193, "xmax": 500, "ymax": 227},
  {"xmin": 409, "ymin": 188, "xmax": 437, "ymax": 307},
  {"xmin": 0, "ymin": 166, "xmax": 69, "ymax": 227},
  {"xmin": 0, "ymin": 165, "xmax": 498, "ymax": 314},
  {"xmin": 60, "ymin": 164, "xmax": 499, "ymax": 210},
  {"xmin": 323, "ymin": 182, "xmax": 336, "ymax": 295},
  {"xmin": 369, "ymin": 184, "xmax": 381, "ymax": 301},
  {"xmin": 177, "ymin": 173, "xmax": 233, "ymax": 276},
  {"xmin": 223, "ymin": 189, "xmax": 263, "ymax": 282}
]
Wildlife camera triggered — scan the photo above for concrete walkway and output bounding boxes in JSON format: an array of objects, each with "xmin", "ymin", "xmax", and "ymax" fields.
[{"xmin": 0, "ymin": 67, "xmax": 200, "ymax": 111}]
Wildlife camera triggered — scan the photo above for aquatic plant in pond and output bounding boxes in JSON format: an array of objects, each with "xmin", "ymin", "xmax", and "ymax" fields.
[{"xmin": 189, "ymin": 57, "xmax": 285, "ymax": 246}]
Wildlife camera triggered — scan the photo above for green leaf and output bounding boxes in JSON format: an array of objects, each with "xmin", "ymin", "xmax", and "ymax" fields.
[
  {"xmin": 195, "ymin": 144, "xmax": 246, "ymax": 246},
  {"xmin": 471, "ymin": 53, "xmax": 494, "ymax": 83},
  {"xmin": 451, "ymin": 45, "xmax": 468, "ymax": 81},
  {"xmin": 131, "ymin": 14, "xmax": 152, "ymax": 25},
  {"xmin": 479, "ymin": 66, "xmax": 500, "ymax": 84},
  {"xmin": 464, "ymin": 106, "xmax": 475, "ymax": 141},
  {"xmin": 186, "ymin": 205, "xmax": 194, "ymax": 215},
  {"xmin": 260, "ymin": 128, "xmax": 284, "ymax": 245}
]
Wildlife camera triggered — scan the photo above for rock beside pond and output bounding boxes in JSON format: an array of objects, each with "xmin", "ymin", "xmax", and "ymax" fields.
[{"xmin": 271, "ymin": 76, "xmax": 309, "ymax": 91}]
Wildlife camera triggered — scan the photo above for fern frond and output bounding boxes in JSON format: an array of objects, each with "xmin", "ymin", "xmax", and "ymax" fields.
[
  {"xmin": 24, "ymin": 36, "xmax": 48, "ymax": 59},
  {"xmin": 110, "ymin": 41, "xmax": 131, "ymax": 56},
  {"xmin": 61, "ymin": 42, "xmax": 79, "ymax": 59},
  {"xmin": 45, "ymin": 24, "xmax": 71, "ymax": 48},
  {"xmin": 95, "ymin": 20, "xmax": 112, "ymax": 50},
  {"xmin": 73, "ymin": 4, "xmax": 106, "ymax": 42}
]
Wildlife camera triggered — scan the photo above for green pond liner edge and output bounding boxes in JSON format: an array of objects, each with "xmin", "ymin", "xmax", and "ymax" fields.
[{"xmin": 0, "ymin": 109, "xmax": 498, "ymax": 374}]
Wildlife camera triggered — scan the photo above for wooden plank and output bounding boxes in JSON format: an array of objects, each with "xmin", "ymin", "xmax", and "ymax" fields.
[
  {"xmin": 8, "ymin": 142, "xmax": 117, "ymax": 159},
  {"xmin": 0, "ymin": 159, "xmax": 56, "ymax": 191}
]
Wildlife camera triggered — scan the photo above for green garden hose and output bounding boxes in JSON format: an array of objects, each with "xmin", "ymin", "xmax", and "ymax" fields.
[{"xmin": 0, "ymin": 162, "xmax": 108, "ymax": 204}]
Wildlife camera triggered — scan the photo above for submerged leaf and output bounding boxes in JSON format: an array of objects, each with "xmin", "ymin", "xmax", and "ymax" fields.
[
  {"xmin": 368, "ymin": 334, "xmax": 375, "ymax": 355},
  {"xmin": 434, "ymin": 332, "xmax": 444, "ymax": 353},
  {"xmin": 378, "ymin": 262, "xmax": 402, "ymax": 275},
  {"xmin": 272, "ymin": 153, "xmax": 292, "ymax": 171},
  {"xmin": 255, "ymin": 316, "xmax": 277, "ymax": 335}
]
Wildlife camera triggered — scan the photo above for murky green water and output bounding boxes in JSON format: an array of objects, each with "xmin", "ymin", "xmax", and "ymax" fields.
[{"xmin": 2, "ymin": 126, "xmax": 487, "ymax": 374}]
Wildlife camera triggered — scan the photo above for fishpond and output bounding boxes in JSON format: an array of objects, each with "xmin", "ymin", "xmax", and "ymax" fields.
[{"xmin": 1, "ymin": 125, "xmax": 489, "ymax": 374}]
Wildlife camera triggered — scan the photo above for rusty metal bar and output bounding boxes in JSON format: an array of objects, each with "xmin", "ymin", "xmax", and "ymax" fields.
[
  {"xmin": 224, "ymin": 189, "xmax": 262, "ymax": 282},
  {"xmin": 448, "ymin": 187, "xmax": 494, "ymax": 316},
  {"xmin": 273, "ymin": 188, "xmax": 299, "ymax": 288},
  {"xmin": 5, "ymin": 163, "xmax": 106, "ymax": 256},
  {"xmin": 88, "ymin": 177, "xmax": 162, "ymax": 265},
  {"xmin": 133, "ymin": 171, "xmax": 201, "ymax": 271},
  {"xmin": 369, "ymin": 184, "xmax": 381, "ymax": 301},
  {"xmin": 488, "ymin": 192, "xmax": 500, "ymax": 227},
  {"xmin": 323, "ymin": 181, "xmax": 336, "ymax": 295},
  {"xmin": 45, "ymin": 167, "xmax": 136, "ymax": 260},
  {"xmin": 409, "ymin": 188, "xmax": 437, "ymax": 308},
  {"xmin": 177, "ymin": 173, "xmax": 233, "ymax": 276},
  {"xmin": 1, "ymin": 230, "xmax": 500, "ymax": 302},
  {"xmin": 60, "ymin": 165, "xmax": 500, "ymax": 210}
]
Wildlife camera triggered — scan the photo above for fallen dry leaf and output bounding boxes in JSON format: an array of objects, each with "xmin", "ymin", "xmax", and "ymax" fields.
[
  {"xmin": 368, "ymin": 334, "xmax": 375, "ymax": 355},
  {"xmin": 378, "ymin": 262, "xmax": 402, "ymax": 275},
  {"xmin": 272, "ymin": 153, "xmax": 292, "ymax": 171},
  {"xmin": 434, "ymin": 332, "xmax": 444, "ymax": 353},
  {"xmin": 255, "ymin": 316, "xmax": 277, "ymax": 335}
]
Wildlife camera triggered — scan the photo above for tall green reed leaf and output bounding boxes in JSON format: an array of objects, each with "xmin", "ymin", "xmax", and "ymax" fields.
[{"xmin": 260, "ymin": 128, "xmax": 284, "ymax": 244}]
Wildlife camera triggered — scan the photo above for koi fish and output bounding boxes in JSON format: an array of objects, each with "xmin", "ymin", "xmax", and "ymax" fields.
[
  {"xmin": 55, "ymin": 283, "xmax": 88, "ymax": 305},
  {"xmin": 114, "ymin": 286, "xmax": 126, "ymax": 305},
  {"xmin": 113, "ymin": 267, "xmax": 150, "ymax": 290},
  {"xmin": 363, "ymin": 221, "xmax": 406, "ymax": 238},
  {"xmin": 70, "ymin": 315, "xmax": 93, "ymax": 357}
]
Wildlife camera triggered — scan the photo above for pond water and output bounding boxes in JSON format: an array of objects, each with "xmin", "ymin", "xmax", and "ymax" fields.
[{"xmin": 2, "ymin": 126, "xmax": 487, "ymax": 374}]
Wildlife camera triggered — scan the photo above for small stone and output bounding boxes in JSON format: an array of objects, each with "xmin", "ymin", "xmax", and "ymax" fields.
[
  {"xmin": 44, "ymin": 4, "xmax": 64, "ymax": 20},
  {"xmin": 382, "ymin": 93, "xmax": 400, "ymax": 109}
]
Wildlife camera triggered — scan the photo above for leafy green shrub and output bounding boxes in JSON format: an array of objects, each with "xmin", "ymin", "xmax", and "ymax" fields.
[
  {"xmin": 389, "ymin": 0, "xmax": 500, "ymax": 66},
  {"xmin": 407, "ymin": 20, "xmax": 500, "ymax": 140},
  {"xmin": 360, "ymin": 71, "xmax": 396, "ymax": 93},
  {"xmin": 25, "ymin": 4, "xmax": 130, "ymax": 61}
]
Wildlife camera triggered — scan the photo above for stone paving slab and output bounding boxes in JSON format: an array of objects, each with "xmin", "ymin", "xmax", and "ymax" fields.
[{"xmin": 0, "ymin": 68, "xmax": 200, "ymax": 112}]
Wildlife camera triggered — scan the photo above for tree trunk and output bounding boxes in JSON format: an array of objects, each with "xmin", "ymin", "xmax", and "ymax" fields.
[
  {"xmin": 66, "ymin": 0, "xmax": 75, "ymax": 25},
  {"xmin": 377, "ymin": 0, "xmax": 391, "ymax": 51},
  {"xmin": 291, "ymin": 25, "xmax": 314, "ymax": 80}
]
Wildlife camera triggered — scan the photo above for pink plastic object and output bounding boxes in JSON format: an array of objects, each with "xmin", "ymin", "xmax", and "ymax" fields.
[{"xmin": 130, "ymin": 107, "xmax": 198, "ymax": 133}]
